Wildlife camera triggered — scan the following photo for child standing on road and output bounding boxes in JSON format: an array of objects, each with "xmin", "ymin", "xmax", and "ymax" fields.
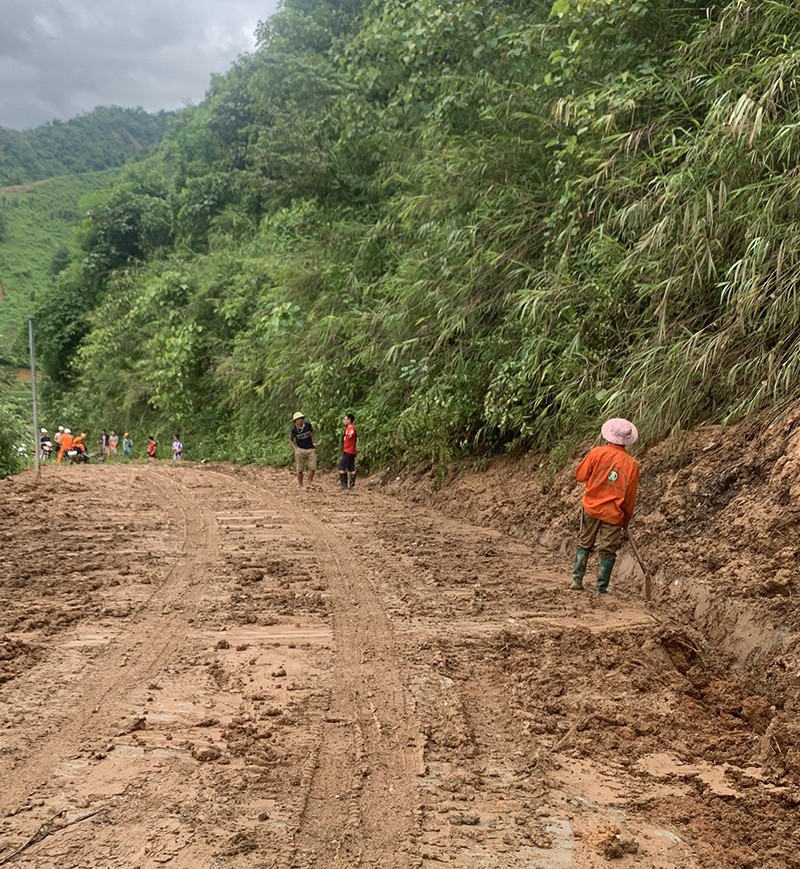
[
  {"xmin": 571, "ymin": 418, "xmax": 640, "ymax": 595},
  {"xmin": 172, "ymin": 435, "xmax": 184, "ymax": 461},
  {"xmin": 147, "ymin": 436, "xmax": 158, "ymax": 460},
  {"xmin": 337, "ymin": 413, "xmax": 358, "ymax": 490}
]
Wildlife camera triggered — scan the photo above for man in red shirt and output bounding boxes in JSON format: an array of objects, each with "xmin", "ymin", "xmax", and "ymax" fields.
[
  {"xmin": 571, "ymin": 418, "xmax": 640, "ymax": 594},
  {"xmin": 337, "ymin": 413, "xmax": 358, "ymax": 491}
]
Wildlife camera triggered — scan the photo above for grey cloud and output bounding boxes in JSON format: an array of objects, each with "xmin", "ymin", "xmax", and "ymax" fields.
[{"xmin": 0, "ymin": 0, "xmax": 280, "ymax": 129}]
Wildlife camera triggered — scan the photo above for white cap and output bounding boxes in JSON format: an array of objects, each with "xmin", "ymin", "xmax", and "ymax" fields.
[{"xmin": 41, "ymin": 428, "xmax": 47, "ymax": 433}]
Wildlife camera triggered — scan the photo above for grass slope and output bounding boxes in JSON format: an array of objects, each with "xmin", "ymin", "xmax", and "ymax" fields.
[{"xmin": 0, "ymin": 168, "xmax": 120, "ymax": 362}]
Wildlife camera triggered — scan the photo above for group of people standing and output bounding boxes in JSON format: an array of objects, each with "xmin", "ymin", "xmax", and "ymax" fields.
[
  {"xmin": 144, "ymin": 436, "xmax": 184, "ymax": 460},
  {"xmin": 98, "ymin": 429, "xmax": 128, "ymax": 458},
  {"xmin": 289, "ymin": 411, "xmax": 358, "ymax": 491},
  {"xmin": 45, "ymin": 408, "xmax": 637, "ymax": 595},
  {"xmin": 287, "ymin": 410, "xmax": 641, "ymax": 594},
  {"xmin": 38, "ymin": 427, "xmax": 131, "ymax": 462},
  {"xmin": 288, "ymin": 411, "xmax": 640, "ymax": 595},
  {"xmin": 39, "ymin": 427, "xmax": 183, "ymax": 462}
]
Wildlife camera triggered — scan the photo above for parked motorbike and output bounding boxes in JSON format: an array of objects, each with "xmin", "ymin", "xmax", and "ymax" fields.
[{"xmin": 63, "ymin": 446, "xmax": 90, "ymax": 464}]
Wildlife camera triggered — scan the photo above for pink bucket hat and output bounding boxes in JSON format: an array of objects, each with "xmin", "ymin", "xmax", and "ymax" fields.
[{"xmin": 601, "ymin": 417, "xmax": 638, "ymax": 446}]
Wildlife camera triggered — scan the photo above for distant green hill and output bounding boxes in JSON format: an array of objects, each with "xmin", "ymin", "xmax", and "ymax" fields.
[
  {"xmin": 0, "ymin": 169, "xmax": 122, "ymax": 363},
  {"xmin": 0, "ymin": 106, "xmax": 172, "ymax": 186}
]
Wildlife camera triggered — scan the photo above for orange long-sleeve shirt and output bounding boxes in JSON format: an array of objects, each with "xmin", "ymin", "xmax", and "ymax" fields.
[
  {"xmin": 575, "ymin": 443, "xmax": 639, "ymax": 526},
  {"xmin": 58, "ymin": 432, "xmax": 74, "ymax": 462}
]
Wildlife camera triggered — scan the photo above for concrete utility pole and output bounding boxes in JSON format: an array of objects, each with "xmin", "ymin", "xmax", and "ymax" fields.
[{"xmin": 28, "ymin": 317, "xmax": 40, "ymax": 478}]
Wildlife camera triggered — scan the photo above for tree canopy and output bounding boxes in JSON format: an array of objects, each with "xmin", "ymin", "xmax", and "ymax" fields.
[
  {"xmin": 25, "ymin": 0, "xmax": 800, "ymax": 471},
  {"xmin": 0, "ymin": 106, "xmax": 173, "ymax": 186}
]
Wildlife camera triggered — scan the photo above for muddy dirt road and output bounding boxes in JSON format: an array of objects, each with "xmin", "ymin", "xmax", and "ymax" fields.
[{"xmin": 0, "ymin": 462, "xmax": 797, "ymax": 868}]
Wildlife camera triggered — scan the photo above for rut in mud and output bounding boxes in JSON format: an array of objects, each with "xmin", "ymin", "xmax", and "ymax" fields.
[{"xmin": 0, "ymin": 457, "xmax": 798, "ymax": 869}]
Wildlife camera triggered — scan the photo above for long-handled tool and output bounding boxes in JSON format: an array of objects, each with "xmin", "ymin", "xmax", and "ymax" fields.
[{"xmin": 626, "ymin": 530, "xmax": 652, "ymax": 600}]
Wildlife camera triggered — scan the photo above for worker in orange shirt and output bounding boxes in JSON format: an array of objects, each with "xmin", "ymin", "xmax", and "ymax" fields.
[
  {"xmin": 72, "ymin": 432, "xmax": 88, "ymax": 457},
  {"xmin": 57, "ymin": 428, "xmax": 74, "ymax": 463},
  {"xmin": 571, "ymin": 418, "xmax": 640, "ymax": 594}
]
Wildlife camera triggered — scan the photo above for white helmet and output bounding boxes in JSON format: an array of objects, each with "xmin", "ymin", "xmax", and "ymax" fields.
[
  {"xmin": 64, "ymin": 428, "xmax": 71, "ymax": 434},
  {"xmin": 58, "ymin": 426, "xmax": 64, "ymax": 432},
  {"xmin": 41, "ymin": 428, "xmax": 47, "ymax": 433}
]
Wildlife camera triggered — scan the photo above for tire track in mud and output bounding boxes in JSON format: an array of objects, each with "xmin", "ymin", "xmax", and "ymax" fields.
[
  {"xmin": 0, "ymin": 469, "xmax": 218, "ymax": 815},
  {"xmin": 200, "ymin": 469, "xmax": 425, "ymax": 869},
  {"xmin": 316, "ymin": 496, "xmax": 705, "ymax": 869},
  {"xmin": 286, "ymin": 513, "xmax": 424, "ymax": 869},
  {"xmin": 202, "ymin": 468, "xmax": 685, "ymax": 869}
]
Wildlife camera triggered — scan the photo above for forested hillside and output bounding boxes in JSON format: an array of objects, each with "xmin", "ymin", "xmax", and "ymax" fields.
[
  {"xmin": 29, "ymin": 0, "xmax": 800, "ymax": 470},
  {"xmin": 0, "ymin": 170, "xmax": 122, "ymax": 362},
  {"xmin": 0, "ymin": 106, "xmax": 172, "ymax": 185}
]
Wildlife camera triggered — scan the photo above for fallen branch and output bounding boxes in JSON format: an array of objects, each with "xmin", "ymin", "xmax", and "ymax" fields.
[
  {"xmin": 0, "ymin": 810, "xmax": 102, "ymax": 865},
  {"xmin": 552, "ymin": 701, "xmax": 587, "ymax": 751}
]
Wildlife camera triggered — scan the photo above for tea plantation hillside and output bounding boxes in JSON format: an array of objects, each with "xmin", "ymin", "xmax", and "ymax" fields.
[{"xmin": 0, "ymin": 169, "xmax": 121, "ymax": 363}]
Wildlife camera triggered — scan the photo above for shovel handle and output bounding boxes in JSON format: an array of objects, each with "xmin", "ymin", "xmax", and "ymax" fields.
[{"xmin": 626, "ymin": 530, "xmax": 652, "ymax": 601}]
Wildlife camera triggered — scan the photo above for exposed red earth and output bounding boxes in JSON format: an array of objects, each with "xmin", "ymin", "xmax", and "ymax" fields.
[{"xmin": 1, "ymin": 419, "xmax": 799, "ymax": 868}]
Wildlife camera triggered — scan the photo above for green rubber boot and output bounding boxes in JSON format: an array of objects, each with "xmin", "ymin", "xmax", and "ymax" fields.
[
  {"xmin": 596, "ymin": 557, "xmax": 615, "ymax": 594},
  {"xmin": 571, "ymin": 547, "xmax": 590, "ymax": 590}
]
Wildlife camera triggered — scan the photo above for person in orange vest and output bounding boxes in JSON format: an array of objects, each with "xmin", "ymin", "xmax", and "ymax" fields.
[
  {"xmin": 571, "ymin": 418, "xmax": 640, "ymax": 595},
  {"xmin": 72, "ymin": 432, "xmax": 88, "ymax": 457},
  {"xmin": 57, "ymin": 428, "xmax": 74, "ymax": 462}
]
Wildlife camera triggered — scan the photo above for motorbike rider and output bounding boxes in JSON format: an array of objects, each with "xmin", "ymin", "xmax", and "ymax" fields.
[
  {"xmin": 40, "ymin": 429, "xmax": 53, "ymax": 460},
  {"xmin": 72, "ymin": 432, "xmax": 88, "ymax": 458},
  {"xmin": 57, "ymin": 429, "xmax": 74, "ymax": 463}
]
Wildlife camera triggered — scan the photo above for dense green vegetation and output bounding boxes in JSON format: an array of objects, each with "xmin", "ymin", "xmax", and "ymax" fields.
[
  {"xmin": 0, "ymin": 369, "xmax": 31, "ymax": 476},
  {"xmin": 24, "ymin": 0, "xmax": 800, "ymax": 474},
  {"xmin": 0, "ymin": 169, "xmax": 123, "ymax": 362},
  {"xmin": 0, "ymin": 108, "xmax": 171, "ymax": 474},
  {"xmin": 0, "ymin": 107, "xmax": 172, "ymax": 186}
]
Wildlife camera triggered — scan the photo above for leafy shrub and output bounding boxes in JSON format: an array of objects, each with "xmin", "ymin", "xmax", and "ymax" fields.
[{"xmin": 0, "ymin": 394, "xmax": 28, "ymax": 478}]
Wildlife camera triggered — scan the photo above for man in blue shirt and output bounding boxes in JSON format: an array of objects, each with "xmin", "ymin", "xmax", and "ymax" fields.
[{"xmin": 289, "ymin": 412, "xmax": 317, "ymax": 488}]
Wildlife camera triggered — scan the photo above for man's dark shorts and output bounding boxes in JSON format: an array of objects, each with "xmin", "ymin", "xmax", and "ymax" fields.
[{"xmin": 337, "ymin": 452, "xmax": 356, "ymax": 472}]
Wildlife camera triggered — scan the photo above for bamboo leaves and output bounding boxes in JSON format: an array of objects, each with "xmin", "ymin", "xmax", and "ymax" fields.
[{"xmin": 32, "ymin": 0, "xmax": 800, "ymax": 465}]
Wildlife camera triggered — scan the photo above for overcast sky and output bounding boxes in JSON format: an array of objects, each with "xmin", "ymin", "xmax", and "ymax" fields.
[{"xmin": 0, "ymin": 0, "xmax": 282, "ymax": 130}]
